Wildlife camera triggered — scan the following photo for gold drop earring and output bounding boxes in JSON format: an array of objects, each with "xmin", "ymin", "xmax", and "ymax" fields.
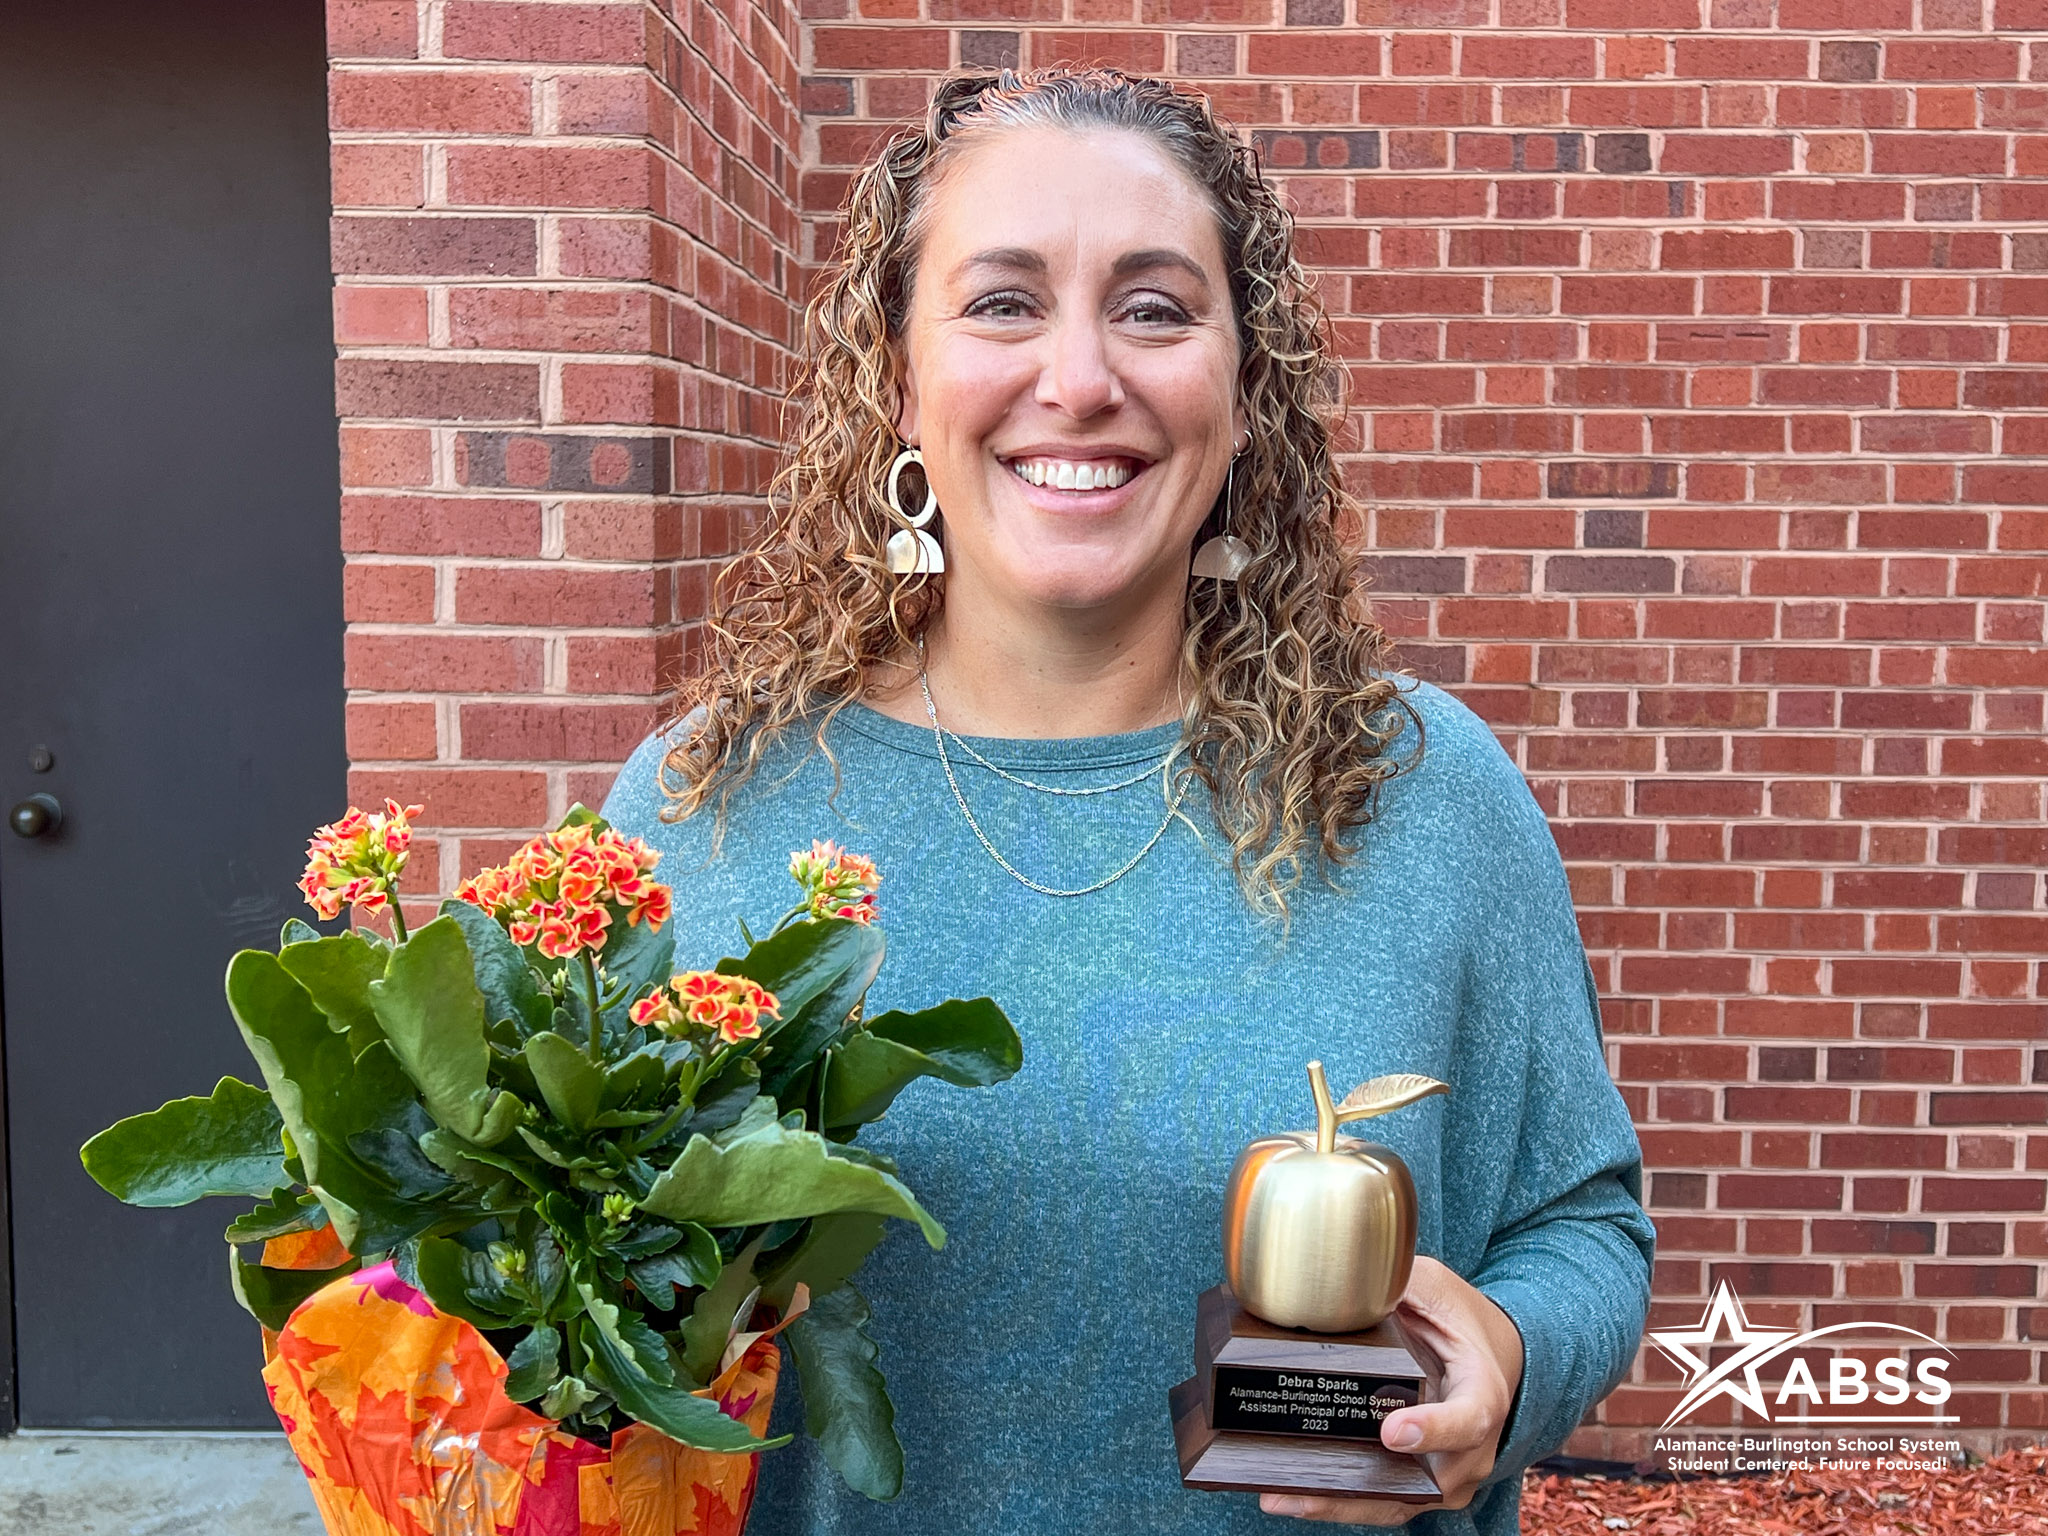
[
  {"xmin": 1190, "ymin": 432, "xmax": 1253, "ymax": 582},
  {"xmin": 884, "ymin": 445, "xmax": 945, "ymax": 575}
]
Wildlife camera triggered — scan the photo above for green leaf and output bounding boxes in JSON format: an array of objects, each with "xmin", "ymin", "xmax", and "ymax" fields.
[
  {"xmin": 590, "ymin": 1108, "xmax": 662, "ymax": 1130},
  {"xmin": 716, "ymin": 1094, "xmax": 782, "ymax": 1146},
  {"xmin": 597, "ymin": 918, "xmax": 675, "ymax": 1026},
  {"xmin": 532, "ymin": 1228, "xmax": 569, "ymax": 1315},
  {"xmin": 370, "ymin": 916, "xmax": 518, "ymax": 1145},
  {"xmin": 280, "ymin": 918, "xmax": 323, "ymax": 947},
  {"xmin": 315, "ymin": 1052, "xmax": 452, "ymax": 1255},
  {"xmin": 600, "ymin": 1050, "xmax": 666, "ymax": 1114},
  {"xmin": 580, "ymin": 1284, "xmax": 676, "ymax": 1386},
  {"xmin": 817, "ymin": 1140, "xmax": 898, "ymax": 1175},
  {"xmin": 226, "ymin": 952, "xmax": 442, "ymax": 1254},
  {"xmin": 627, "ymin": 1223, "xmax": 721, "ymax": 1309},
  {"xmin": 416, "ymin": 1128, "xmax": 507, "ymax": 1187},
  {"xmin": 625, "ymin": 1254, "xmax": 689, "ymax": 1312},
  {"xmin": 524, "ymin": 1032, "xmax": 604, "ymax": 1133},
  {"xmin": 539, "ymin": 1375, "xmax": 600, "ymax": 1420},
  {"xmin": 787, "ymin": 1284, "xmax": 903, "ymax": 1500},
  {"xmin": 230, "ymin": 1254, "xmax": 357, "ymax": 1332},
  {"xmin": 503, "ymin": 1324, "xmax": 561, "ymax": 1402},
  {"xmin": 224, "ymin": 1188, "xmax": 326, "ymax": 1244},
  {"xmin": 414, "ymin": 1236, "xmax": 517, "ymax": 1329},
  {"xmin": 719, "ymin": 917, "xmax": 881, "ymax": 1016},
  {"xmin": 512, "ymin": 1126, "xmax": 571, "ymax": 1168},
  {"xmin": 582, "ymin": 1314, "xmax": 785, "ymax": 1453},
  {"xmin": 677, "ymin": 1061, "xmax": 759, "ymax": 1144},
  {"xmin": 227, "ymin": 950, "xmax": 346, "ymax": 1188},
  {"xmin": 865, "ymin": 998, "xmax": 1022, "ymax": 1086},
  {"xmin": 277, "ymin": 933, "xmax": 389, "ymax": 1045},
  {"xmin": 611, "ymin": 1221, "xmax": 687, "ymax": 1260},
  {"xmin": 719, "ymin": 920, "xmax": 884, "ymax": 1098},
  {"xmin": 641, "ymin": 1120, "xmax": 944, "ymax": 1248},
  {"xmin": 442, "ymin": 900, "xmax": 552, "ymax": 1036},
  {"xmin": 758, "ymin": 1212, "xmax": 887, "ymax": 1311},
  {"xmin": 347, "ymin": 1123, "xmax": 456, "ymax": 1201},
  {"xmin": 821, "ymin": 999, "xmax": 1021, "ymax": 1132},
  {"xmin": 680, "ymin": 1235, "xmax": 764, "ymax": 1385},
  {"xmin": 81, "ymin": 1078, "xmax": 285, "ymax": 1207}
]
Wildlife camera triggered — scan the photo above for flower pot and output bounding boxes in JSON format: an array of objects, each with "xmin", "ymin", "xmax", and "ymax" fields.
[{"xmin": 262, "ymin": 1262, "xmax": 779, "ymax": 1536}]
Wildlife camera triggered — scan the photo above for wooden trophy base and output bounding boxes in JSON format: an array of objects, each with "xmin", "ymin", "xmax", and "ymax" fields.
[{"xmin": 1169, "ymin": 1286, "xmax": 1440, "ymax": 1503}]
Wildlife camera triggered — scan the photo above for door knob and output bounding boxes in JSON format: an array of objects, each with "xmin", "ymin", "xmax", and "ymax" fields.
[{"xmin": 9, "ymin": 794, "xmax": 61, "ymax": 838}]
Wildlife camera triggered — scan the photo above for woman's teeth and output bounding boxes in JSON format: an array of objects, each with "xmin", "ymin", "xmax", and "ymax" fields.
[{"xmin": 1008, "ymin": 458, "xmax": 1134, "ymax": 491}]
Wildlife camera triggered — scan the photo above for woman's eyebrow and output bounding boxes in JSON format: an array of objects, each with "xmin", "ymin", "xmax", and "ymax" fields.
[
  {"xmin": 1110, "ymin": 248, "xmax": 1212, "ymax": 291},
  {"xmin": 952, "ymin": 247, "xmax": 1046, "ymax": 282},
  {"xmin": 948, "ymin": 246, "xmax": 1213, "ymax": 291}
]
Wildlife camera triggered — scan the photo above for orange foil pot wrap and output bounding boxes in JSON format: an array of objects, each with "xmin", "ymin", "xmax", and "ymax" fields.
[{"xmin": 259, "ymin": 1254, "xmax": 781, "ymax": 1536}]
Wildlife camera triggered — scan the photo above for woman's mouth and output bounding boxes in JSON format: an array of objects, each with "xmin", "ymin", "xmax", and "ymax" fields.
[{"xmin": 1004, "ymin": 456, "xmax": 1140, "ymax": 492}]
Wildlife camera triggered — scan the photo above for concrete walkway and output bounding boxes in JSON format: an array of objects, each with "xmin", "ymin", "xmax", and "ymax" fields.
[{"xmin": 0, "ymin": 1433, "xmax": 319, "ymax": 1536}]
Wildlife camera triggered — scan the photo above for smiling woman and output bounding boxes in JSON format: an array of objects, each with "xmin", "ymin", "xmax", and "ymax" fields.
[
  {"xmin": 602, "ymin": 68, "xmax": 1654, "ymax": 1536},
  {"xmin": 890, "ymin": 131, "xmax": 1244, "ymax": 637},
  {"xmin": 661, "ymin": 71, "xmax": 1418, "ymax": 913}
]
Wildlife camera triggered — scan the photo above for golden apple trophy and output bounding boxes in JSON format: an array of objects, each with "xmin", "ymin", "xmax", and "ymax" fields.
[{"xmin": 1170, "ymin": 1062, "xmax": 1450, "ymax": 1501}]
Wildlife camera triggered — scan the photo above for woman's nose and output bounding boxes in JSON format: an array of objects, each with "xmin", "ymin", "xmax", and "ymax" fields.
[{"xmin": 1035, "ymin": 316, "xmax": 1124, "ymax": 419}]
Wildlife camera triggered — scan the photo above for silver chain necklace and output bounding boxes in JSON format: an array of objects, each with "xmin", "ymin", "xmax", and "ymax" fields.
[
  {"xmin": 937, "ymin": 723, "xmax": 1172, "ymax": 796},
  {"xmin": 917, "ymin": 648, "xmax": 1192, "ymax": 899}
]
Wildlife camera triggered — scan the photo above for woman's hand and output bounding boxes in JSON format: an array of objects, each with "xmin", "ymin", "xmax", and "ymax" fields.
[{"xmin": 1260, "ymin": 1256, "xmax": 1525, "ymax": 1527}]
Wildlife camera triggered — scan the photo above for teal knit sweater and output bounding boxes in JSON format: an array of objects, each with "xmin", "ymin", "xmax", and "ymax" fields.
[{"xmin": 602, "ymin": 679, "xmax": 1654, "ymax": 1535}]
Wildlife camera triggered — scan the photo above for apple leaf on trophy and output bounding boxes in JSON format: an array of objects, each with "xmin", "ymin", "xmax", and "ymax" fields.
[{"xmin": 1335, "ymin": 1072, "xmax": 1451, "ymax": 1125}]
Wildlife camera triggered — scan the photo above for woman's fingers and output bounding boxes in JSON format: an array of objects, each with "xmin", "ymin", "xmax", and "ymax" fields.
[
  {"xmin": 1379, "ymin": 1389, "xmax": 1494, "ymax": 1457},
  {"xmin": 1395, "ymin": 1257, "xmax": 1470, "ymax": 1347},
  {"xmin": 1263, "ymin": 1258, "xmax": 1524, "ymax": 1525}
]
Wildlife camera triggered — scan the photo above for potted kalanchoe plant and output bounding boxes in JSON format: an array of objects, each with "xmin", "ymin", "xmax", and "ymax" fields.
[{"xmin": 83, "ymin": 800, "xmax": 1019, "ymax": 1535}]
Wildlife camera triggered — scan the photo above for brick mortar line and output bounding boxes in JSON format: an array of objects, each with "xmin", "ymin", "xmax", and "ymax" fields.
[
  {"xmin": 340, "ymin": 623, "xmax": 2046, "ymax": 657},
  {"xmin": 348, "ymin": 695, "xmax": 666, "ymax": 707},
  {"xmin": 343, "ymin": 279, "xmax": 806, "ymax": 347},
  {"xmin": 329, "ymin": 181, "xmax": 805, "ymax": 283},
  {"xmin": 335, "ymin": 414, "xmax": 791, "ymax": 442}
]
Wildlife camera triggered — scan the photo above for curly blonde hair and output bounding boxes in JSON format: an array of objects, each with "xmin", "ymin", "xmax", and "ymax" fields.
[{"xmin": 660, "ymin": 67, "xmax": 1420, "ymax": 917}]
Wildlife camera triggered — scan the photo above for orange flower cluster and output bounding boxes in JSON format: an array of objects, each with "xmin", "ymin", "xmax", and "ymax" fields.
[
  {"xmin": 788, "ymin": 840, "xmax": 881, "ymax": 924},
  {"xmin": 300, "ymin": 800, "xmax": 421, "ymax": 921},
  {"xmin": 454, "ymin": 822, "xmax": 671, "ymax": 961},
  {"xmin": 631, "ymin": 971, "xmax": 780, "ymax": 1046}
]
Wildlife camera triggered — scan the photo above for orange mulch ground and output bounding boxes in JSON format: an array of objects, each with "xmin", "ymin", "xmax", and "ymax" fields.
[{"xmin": 1522, "ymin": 1444, "xmax": 2048, "ymax": 1534}]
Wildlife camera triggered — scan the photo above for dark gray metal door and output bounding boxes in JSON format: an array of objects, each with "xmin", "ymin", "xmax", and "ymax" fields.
[{"xmin": 0, "ymin": 2, "xmax": 343, "ymax": 1426}]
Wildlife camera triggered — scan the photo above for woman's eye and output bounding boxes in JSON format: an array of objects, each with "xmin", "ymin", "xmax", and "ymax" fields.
[
  {"xmin": 966, "ymin": 291, "xmax": 1035, "ymax": 321},
  {"xmin": 1121, "ymin": 297, "xmax": 1191, "ymax": 326}
]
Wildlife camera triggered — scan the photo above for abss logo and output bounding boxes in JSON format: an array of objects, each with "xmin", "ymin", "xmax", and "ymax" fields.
[{"xmin": 1649, "ymin": 1279, "xmax": 1956, "ymax": 1430}]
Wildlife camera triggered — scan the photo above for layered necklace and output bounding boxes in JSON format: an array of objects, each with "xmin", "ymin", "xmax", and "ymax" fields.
[{"xmin": 916, "ymin": 637, "xmax": 1193, "ymax": 899}]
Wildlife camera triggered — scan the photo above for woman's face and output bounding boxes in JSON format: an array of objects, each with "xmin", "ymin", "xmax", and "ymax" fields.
[{"xmin": 895, "ymin": 125, "xmax": 1244, "ymax": 618}]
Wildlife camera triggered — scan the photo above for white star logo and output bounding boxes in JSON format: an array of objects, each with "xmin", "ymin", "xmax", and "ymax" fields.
[{"xmin": 1647, "ymin": 1279, "xmax": 1800, "ymax": 1427}]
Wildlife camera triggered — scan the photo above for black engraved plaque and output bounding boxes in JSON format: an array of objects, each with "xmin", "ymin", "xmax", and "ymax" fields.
[
  {"xmin": 1209, "ymin": 1366, "xmax": 1420, "ymax": 1440},
  {"xmin": 1172, "ymin": 1287, "xmax": 1441, "ymax": 1501}
]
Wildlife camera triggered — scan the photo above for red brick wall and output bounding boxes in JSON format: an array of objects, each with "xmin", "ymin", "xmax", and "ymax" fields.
[
  {"xmin": 333, "ymin": 0, "xmax": 2047, "ymax": 1459},
  {"xmin": 329, "ymin": 0, "xmax": 801, "ymax": 879}
]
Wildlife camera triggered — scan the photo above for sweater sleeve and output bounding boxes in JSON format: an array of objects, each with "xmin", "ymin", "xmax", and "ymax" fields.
[
  {"xmin": 1443, "ymin": 709, "xmax": 1656, "ymax": 1482},
  {"xmin": 1471, "ymin": 959, "xmax": 1655, "ymax": 1480}
]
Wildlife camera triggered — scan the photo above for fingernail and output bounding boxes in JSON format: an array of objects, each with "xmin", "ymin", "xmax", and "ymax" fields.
[{"xmin": 1384, "ymin": 1423, "xmax": 1422, "ymax": 1451}]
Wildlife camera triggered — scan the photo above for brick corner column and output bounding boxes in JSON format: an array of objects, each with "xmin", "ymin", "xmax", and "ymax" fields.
[{"xmin": 327, "ymin": 0, "xmax": 802, "ymax": 910}]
